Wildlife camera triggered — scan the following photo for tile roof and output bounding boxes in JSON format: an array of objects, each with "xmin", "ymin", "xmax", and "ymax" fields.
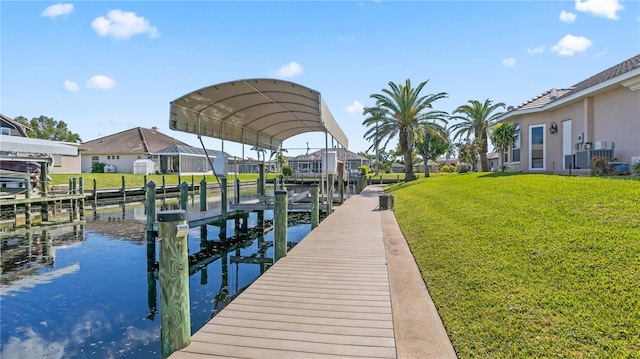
[
  {"xmin": 79, "ymin": 127, "xmax": 189, "ymax": 154},
  {"xmin": 506, "ymin": 54, "xmax": 640, "ymax": 114}
]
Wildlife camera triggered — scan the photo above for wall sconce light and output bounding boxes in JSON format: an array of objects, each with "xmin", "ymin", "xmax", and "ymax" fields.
[{"xmin": 550, "ymin": 121, "xmax": 558, "ymax": 134}]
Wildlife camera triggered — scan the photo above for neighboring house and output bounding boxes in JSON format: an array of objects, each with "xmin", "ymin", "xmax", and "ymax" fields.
[
  {"xmin": 288, "ymin": 149, "xmax": 370, "ymax": 174},
  {"xmin": 1, "ymin": 114, "xmax": 31, "ymax": 137},
  {"xmin": 436, "ymin": 156, "xmax": 459, "ymax": 167},
  {"xmin": 79, "ymin": 127, "xmax": 189, "ymax": 173},
  {"xmin": 390, "ymin": 162, "xmax": 405, "ymax": 173},
  {"xmin": 486, "ymin": 151, "xmax": 499, "ymax": 172},
  {"xmin": 0, "ymin": 114, "xmax": 80, "ymax": 174},
  {"xmin": 227, "ymin": 157, "xmax": 276, "ymax": 173},
  {"xmin": 495, "ymin": 54, "xmax": 640, "ymax": 173}
]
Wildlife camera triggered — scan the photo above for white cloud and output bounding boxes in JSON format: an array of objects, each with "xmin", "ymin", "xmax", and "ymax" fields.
[
  {"xmin": 559, "ymin": 10, "xmax": 577, "ymax": 22},
  {"xmin": 41, "ymin": 3, "xmax": 74, "ymax": 19},
  {"xmin": 551, "ymin": 34, "xmax": 593, "ymax": 56},
  {"xmin": 344, "ymin": 100, "xmax": 364, "ymax": 115},
  {"xmin": 86, "ymin": 75, "xmax": 117, "ymax": 90},
  {"xmin": 501, "ymin": 58, "xmax": 516, "ymax": 68},
  {"xmin": 275, "ymin": 62, "xmax": 303, "ymax": 78},
  {"xmin": 91, "ymin": 10, "xmax": 159, "ymax": 40},
  {"xmin": 63, "ymin": 80, "xmax": 79, "ymax": 92},
  {"xmin": 527, "ymin": 45, "xmax": 545, "ymax": 54},
  {"xmin": 575, "ymin": 0, "xmax": 623, "ymax": 20}
]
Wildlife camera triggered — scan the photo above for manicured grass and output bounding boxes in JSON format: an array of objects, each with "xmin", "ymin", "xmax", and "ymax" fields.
[
  {"xmin": 48, "ymin": 173, "xmax": 275, "ymax": 189},
  {"xmin": 388, "ymin": 173, "xmax": 640, "ymax": 358}
]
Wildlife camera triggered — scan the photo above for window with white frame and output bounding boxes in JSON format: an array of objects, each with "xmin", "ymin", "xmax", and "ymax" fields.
[{"xmin": 512, "ymin": 124, "xmax": 521, "ymax": 163}]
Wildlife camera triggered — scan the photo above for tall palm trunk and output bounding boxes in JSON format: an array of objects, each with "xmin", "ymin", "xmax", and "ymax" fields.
[
  {"xmin": 423, "ymin": 157, "xmax": 430, "ymax": 177},
  {"xmin": 400, "ymin": 128, "xmax": 416, "ymax": 181}
]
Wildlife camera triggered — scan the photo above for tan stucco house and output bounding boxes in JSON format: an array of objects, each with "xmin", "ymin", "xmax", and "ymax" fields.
[
  {"xmin": 495, "ymin": 54, "xmax": 640, "ymax": 173},
  {"xmin": 79, "ymin": 127, "xmax": 189, "ymax": 173}
]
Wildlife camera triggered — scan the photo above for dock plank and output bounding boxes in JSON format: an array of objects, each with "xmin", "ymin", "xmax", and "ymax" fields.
[{"xmin": 170, "ymin": 186, "xmax": 397, "ymax": 358}]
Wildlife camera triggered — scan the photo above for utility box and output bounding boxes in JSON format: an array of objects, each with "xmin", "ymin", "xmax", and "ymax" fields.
[
  {"xmin": 133, "ymin": 159, "xmax": 155, "ymax": 175},
  {"xmin": 104, "ymin": 164, "xmax": 116, "ymax": 173},
  {"xmin": 213, "ymin": 156, "xmax": 228, "ymax": 177},
  {"xmin": 322, "ymin": 151, "xmax": 337, "ymax": 175},
  {"xmin": 379, "ymin": 194, "xmax": 394, "ymax": 210}
]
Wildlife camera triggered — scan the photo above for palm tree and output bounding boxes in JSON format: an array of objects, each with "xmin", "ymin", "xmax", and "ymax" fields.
[
  {"xmin": 489, "ymin": 123, "xmax": 517, "ymax": 172},
  {"xmin": 415, "ymin": 123, "xmax": 449, "ymax": 177},
  {"xmin": 362, "ymin": 79, "xmax": 448, "ymax": 181},
  {"xmin": 250, "ymin": 146, "xmax": 266, "ymax": 162},
  {"xmin": 450, "ymin": 99, "xmax": 505, "ymax": 172}
]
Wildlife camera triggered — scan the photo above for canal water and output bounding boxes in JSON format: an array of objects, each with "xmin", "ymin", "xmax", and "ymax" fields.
[{"xmin": 0, "ymin": 195, "xmax": 315, "ymax": 359}]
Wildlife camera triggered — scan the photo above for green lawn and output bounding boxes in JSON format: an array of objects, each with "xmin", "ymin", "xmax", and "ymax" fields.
[{"xmin": 387, "ymin": 173, "xmax": 640, "ymax": 358}]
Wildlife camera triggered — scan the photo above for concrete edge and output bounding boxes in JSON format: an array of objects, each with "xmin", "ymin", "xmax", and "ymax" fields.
[{"xmin": 376, "ymin": 189, "xmax": 457, "ymax": 358}]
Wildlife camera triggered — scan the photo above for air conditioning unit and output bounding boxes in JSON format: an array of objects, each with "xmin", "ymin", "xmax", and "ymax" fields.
[
  {"xmin": 631, "ymin": 156, "xmax": 640, "ymax": 165},
  {"xmin": 595, "ymin": 141, "xmax": 607, "ymax": 149},
  {"xmin": 564, "ymin": 154, "xmax": 575, "ymax": 170}
]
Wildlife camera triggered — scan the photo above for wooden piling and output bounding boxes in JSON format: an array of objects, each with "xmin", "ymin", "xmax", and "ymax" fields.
[
  {"xmin": 40, "ymin": 163, "xmax": 49, "ymax": 222},
  {"xmin": 179, "ymin": 182, "xmax": 188, "ymax": 210},
  {"xmin": 72, "ymin": 177, "xmax": 78, "ymax": 220},
  {"xmin": 234, "ymin": 178, "xmax": 240, "ymax": 204},
  {"xmin": 93, "ymin": 178, "xmax": 98, "ymax": 204},
  {"xmin": 310, "ymin": 184, "xmax": 319, "ymax": 230},
  {"xmin": 327, "ymin": 174, "xmax": 333, "ymax": 214},
  {"xmin": 121, "ymin": 175, "xmax": 126, "ymax": 202},
  {"xmin": 220, "ymin": 177, "xmax": 228, "ymax": 220},
  {"xmin": 68, "ymin": 179, "xmax": 74, "ymax": 222},
  {"xmin": 25, "ymin": 179, "xmax": 31, "ymax": 228},
  {"xmin": 157, "ymin": 210, "xmax": 191, "ymax": 359},
  {"xmin": 274, "ymin": 190, "xmax": 288, "ymax": 263},
  {"xmin": 258, "ymin": 163, "xmax": 265, "ymax": 196},
  {"xmin": 199, "ymin": 179, "xmax": 207, "ymax": 211},
  {"xmin": 78, "ymin": 177, "xmax": 85, "ymax": 220},
  {"xmin": 146, "ymin": 181, "xmax": 157, "ymax": 274}
]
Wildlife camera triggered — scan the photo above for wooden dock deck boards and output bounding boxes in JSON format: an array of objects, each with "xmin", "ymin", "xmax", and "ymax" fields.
[{"xmin": 170, "ymin": 186, "xmax": 396, "ymax": 358}]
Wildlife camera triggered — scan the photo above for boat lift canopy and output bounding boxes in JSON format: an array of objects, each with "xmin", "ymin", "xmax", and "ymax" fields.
[
  {"xmin": 0, "ymin": 135, "xmax": 78, "ymax": 156},
  {"xmin": 169, "ymin": 78, "xmax": 348, "ymax": 151}
]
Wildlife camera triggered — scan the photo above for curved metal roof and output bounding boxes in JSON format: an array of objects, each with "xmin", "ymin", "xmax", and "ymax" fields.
[{"xmin": 169, "ymin": 78, "xmax": 348, "ymax": 151}]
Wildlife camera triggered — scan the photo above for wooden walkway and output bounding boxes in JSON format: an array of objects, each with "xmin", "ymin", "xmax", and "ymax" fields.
[{"xmin": 170, "ymin": 185, "xmax": 456, "ymax": 359}]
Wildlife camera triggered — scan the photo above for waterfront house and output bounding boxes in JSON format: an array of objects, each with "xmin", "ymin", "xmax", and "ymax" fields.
[
  {"xmin": 79, "ymin": 127, "xmax": 189, "ymax": 173},
  {"xmin": 288, "ymin": 149, "xmax": 370, "ymax": 174},
  {"xmin": 494, "ymin": 54, "xmax": 640, "ymax": 173}
]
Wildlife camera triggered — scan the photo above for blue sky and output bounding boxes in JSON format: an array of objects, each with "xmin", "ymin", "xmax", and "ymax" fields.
[{"xmin": 2, "ymin": 0, "xmax": 638, "ymax": 158}]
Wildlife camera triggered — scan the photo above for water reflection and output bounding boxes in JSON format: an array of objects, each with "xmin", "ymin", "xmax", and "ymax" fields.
[{"xmin": 1, "ymin": 197, "xmax": 314, "ymax": 359}]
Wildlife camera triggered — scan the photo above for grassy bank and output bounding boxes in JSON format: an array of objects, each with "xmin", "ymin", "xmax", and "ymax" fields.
[{"xmin": 388, "ymin": 173, "xmax": 640, "ymax": 358}]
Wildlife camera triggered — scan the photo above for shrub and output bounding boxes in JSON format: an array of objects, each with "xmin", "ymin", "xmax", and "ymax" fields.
[
  {"xmin": 441, "ymin": 164, "xmax": 457, "ymax": 173},
  {"xmin": 591, "ymin": 156, "xmax": 618, "ymax": 176},
  {"xmin": 92, "ymin": 162, "xmax": 106, "ymax": 173},
  {"xmin": 357, "ymin": 165, "xmax": 369, "ymax": 176},
  {"xmin": 281, "ymin": 166, "xmax": 293, "ymax": 176}
]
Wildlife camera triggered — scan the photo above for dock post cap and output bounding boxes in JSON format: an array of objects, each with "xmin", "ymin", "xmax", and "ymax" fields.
[
  {"xmin": 310, "ymin": 183, "xmax": 318, "ymax": 187},
  {"xmin": 157, "ymin": 210, "xmax": 186, "ymax": 222}
]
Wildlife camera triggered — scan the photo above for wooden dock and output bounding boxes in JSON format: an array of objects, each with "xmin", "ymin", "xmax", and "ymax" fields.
[{"xmin": 170, "ymin": 186, "xmax": 396, "ymax": 359}]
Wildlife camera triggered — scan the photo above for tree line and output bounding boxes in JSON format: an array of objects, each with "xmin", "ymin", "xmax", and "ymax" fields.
[
  {"xmin": 361, "ymin": 79, "xmax": 518, "ymax": 180},
  {"xmin": 14, "ymin": 115, "xmax": 82, "ymax": 143}
]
